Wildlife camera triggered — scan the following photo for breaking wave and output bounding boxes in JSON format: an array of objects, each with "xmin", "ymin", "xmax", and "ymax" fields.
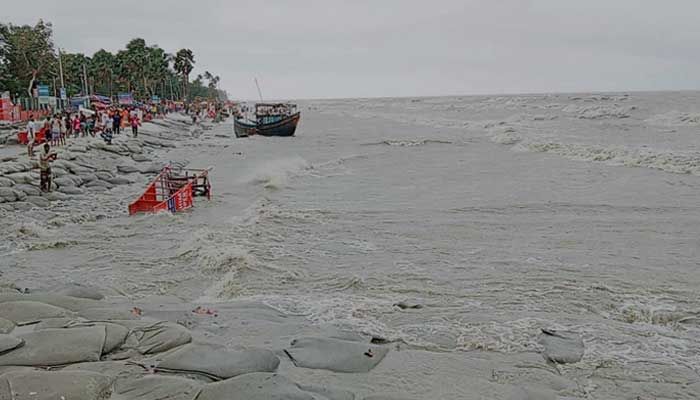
[
  {"xmin": 363, "ymin": 139, "xmax": 454, "ymax": 147},
  {"xmin": 246, "ymin": 157, "xmax": 312, "ymax": 189},
  {"xmin": 562, "ymin": 104, "xmax": 637, "ymax": 120},
  {"xmin": 645, "ymin": 110, "xmax": 700, "ymax": 127},
  {"xmin": 507, "ymin": 140, "xmax": 700, "ymax": 175}
]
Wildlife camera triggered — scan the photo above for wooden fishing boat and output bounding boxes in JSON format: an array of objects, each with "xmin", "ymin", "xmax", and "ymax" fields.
[
  {"xmin": 128, "ymin": 165, "xmax": 211, "ymax": 215},
  {"xmin": 234, "ymin": 103, "xmax": 300, "ymax": 138}
]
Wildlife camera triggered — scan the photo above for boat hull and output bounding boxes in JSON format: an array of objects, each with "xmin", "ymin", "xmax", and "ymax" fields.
[{"xmin": 234, "ymin": 112, "xmax": 300, "ymax": 137}]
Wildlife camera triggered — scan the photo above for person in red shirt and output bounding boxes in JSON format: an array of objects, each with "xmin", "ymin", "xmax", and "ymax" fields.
[{"xmin": 130, "ymin": 114, "xmax": 140, "ymax": 137}]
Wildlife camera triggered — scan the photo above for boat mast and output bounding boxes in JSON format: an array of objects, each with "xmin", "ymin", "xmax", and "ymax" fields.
[{"xmin": 254, "ymin": 78, "xmax": 264, "ymax": 102}]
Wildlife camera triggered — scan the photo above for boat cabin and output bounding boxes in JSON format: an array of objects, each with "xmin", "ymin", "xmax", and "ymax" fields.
[{"xmin": 256, "ymin": 103, "xmax": 297, "ymax": 125}]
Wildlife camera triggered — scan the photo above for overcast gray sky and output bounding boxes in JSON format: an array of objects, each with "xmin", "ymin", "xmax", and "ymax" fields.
[{"xmin": 5, "ymin": 0, "xmax": 700, "ymax": 99}]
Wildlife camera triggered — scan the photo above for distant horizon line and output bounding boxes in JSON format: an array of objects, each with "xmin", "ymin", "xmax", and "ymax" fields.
[{"xmin": 229, "ymin": 88, "xmax": 700, "ymax": 103}]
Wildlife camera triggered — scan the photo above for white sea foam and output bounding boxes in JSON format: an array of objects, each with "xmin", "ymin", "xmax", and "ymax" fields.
[{"xmin": 511, "ymin": 141, "xmax": 700, "ymax": 175}]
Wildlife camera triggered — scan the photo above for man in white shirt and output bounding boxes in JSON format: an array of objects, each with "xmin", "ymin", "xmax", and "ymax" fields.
[{"xmin": 26, "ymin": 117, "xmax": 36, "ymax": 157}]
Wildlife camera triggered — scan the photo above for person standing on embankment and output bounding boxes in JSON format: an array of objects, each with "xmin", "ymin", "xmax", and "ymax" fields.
[
  {"xmin": 26, "ymin": 117, "xmax": 36, "ymax": 158},
  {"xmin": 39, "ymin": 143, "xmax": 57, "ymax": 192}
]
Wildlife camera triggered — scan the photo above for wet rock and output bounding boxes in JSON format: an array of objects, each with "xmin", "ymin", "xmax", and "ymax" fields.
[
  {"xmin": 284, "ymin": 337, "xmax": 389, "ymax": 373},
  {"xmin": 25, "ymin": 196, "xmax": 50, "ymax": 208},
  {"xmin": 118, "ymin": 165, "xmax": 140, "ymax": 174},
  {"xmin": 116, "ymin": 375, "xmax": 202, "ymax": 400},
  {"xmin": 0, "ymin": 335, "xmax": 24, "ymax": 353},
  {"xmin": 0, "ymin": 370, "xmax": 113, "ymax": 400},
  {"xmin": 0, "ymin": 318, "xmax": 14, "ymax": 334},
  {"xmin": 145, "ymin": 342, "xmax": 279, "ymax": 380},
  {"xmin": 0, "ymin": 326, "xmax": 105, "ymax": 366},
  {"xmin": 13, "ymin": 184, "xmax": 40, "ymax": 196},
  {"xmin": 198, "ymin": 373, "xmax": 315, "ymax": 400},
  {"xmin": 538, "ymin": 329, "xmax": 584, "ymax": 364},
  {"xmin": 47, "ymin": 283, "xmax": 105, "ymax": 300},
  {"xmin": 0, "ymin": 301, "xmax": 74, "ymax": 325}
]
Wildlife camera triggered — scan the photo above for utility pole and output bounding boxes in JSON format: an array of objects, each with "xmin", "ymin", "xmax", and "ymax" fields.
[
  {"xmin": 82, "ymin": 64, "xmax": 89, "ymax": 96},
  {"xmin": 57, "ymin": 48, "xmax": 65, "ymax": 89}
]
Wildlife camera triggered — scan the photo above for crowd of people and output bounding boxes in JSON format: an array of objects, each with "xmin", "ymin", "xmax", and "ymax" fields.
[
  {"xmin": 23, "ymin": 104, "xmax": 164, "ymax": 193},
  {"xmin": 21, "ymin": 101, "xmax": 227, "ymax": 194}
]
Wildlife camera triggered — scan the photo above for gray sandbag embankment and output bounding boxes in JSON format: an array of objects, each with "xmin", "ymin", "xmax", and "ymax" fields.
[
  {"xmin": 0, "ymin": 300, "xmax": 74, "ymax": 325},
  {"xmin": 0, "ymin": 326, "xmax": 105, "ymax": 366},
  {"xmin": 117, "ymin": 320, "xmax": 192, "ymax": 355},
  {"xmin": 0, "ymin": 370, "xmax": 113, "ymax": 400},
  {"xmin": 44, "ymin": 283, "xmax": 105, "ymax": 300},
  {"xmin": 0, "ymin": 293, "xmax": 101, "ymax": 312},
  {"xmin": 284, "ymin": 337, "xmax": 389, "ymax": 373},
  {"xmin": 141, "ymin": 342, "xmax": 279, "ymax": 380},
  {"xmin": 0, "ymin": 334, "xmax": 24, "ymax": 353},
  {"xmin": 300, "ymin": 384, "xmax": 357, "ymax": 400},
  {"xmin": 113, "ymin": 375, "xmax": 203, "ymax": 400},
  {"xmin": 538, "ymin": 329, "xmax": 584, "ymax": 364},
  {"xmin": 198, "ymin": 373, "xmax": 316, "ymax": 400},
  {"xmin": 0, "ymin": 317, "xmax": 14, "ymax": 334},
  {"xmin": 33, "ymin": 319, "xmax": 129, "ymax": 354}
]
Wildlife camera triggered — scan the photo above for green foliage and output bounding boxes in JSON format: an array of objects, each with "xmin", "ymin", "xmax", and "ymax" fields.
[
  {"xmin": 0, "ymin": 20, "xmax": 225, "ymax": 102},
  {"xmin": 0, "ymin": 20, "xmax": 57, "ymax": 96}
]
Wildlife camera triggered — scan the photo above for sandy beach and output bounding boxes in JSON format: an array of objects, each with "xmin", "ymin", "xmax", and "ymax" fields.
[{"xmin": 0, "ymin": 92, "xmax": 699, "ymax": 399}]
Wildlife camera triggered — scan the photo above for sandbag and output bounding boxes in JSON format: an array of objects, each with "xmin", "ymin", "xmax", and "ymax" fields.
[
  {"xmin": 0, "ymin": 318, "xmax": 14, "ymax": 334},
  {"xmin": 0, "ymin": 335, "xmax": 23, "ymax": 354},
  {"xmin": 284, "ymin": 337, "xmax": 389, "ymax": 373},
  {"xmin": 79, "ymin": 307, "xmax": 139, "ymax": 321},
  {"xmin": 364, "ymin": 397, "xmax": 417, "ymax": 400},
  {"xmin": 146, "ymin": 342, "xmax": 279, "ymax": 380},
  {"xmin": 0, "ymin": 370, "xmax": 113, "ymax": 400},
  {"xmin": 33, "ymin": 319, "xmax": 129, "ymax": 354},
  {"xmin": 0, "ymin": 301, "xmax": 74, "ymax": 325},
  {"xmin": 300, "ymin": 384, "xmax": 356, "ymax": 400},
  {"xmin": 123, "ymin": 321, "xmax": 191, "ymax": 354},
  {"xmin": 114, "ymin": 375, "xmax": 202, "ymax": 400},
  {"xmin": 538, "ymin": 329, "xmax": 584, "ymax": 364},
  {"xmin": 46, "ymin": 283, "xmax": 105, "ymax": 300},
  {"xmin": 0, "ymin": 294, "xmax": 100, "ymax": 311},
  {"xmin": 64, "ymin": 361, "xmax": 145, "ymax": 383},
  {"xmin": 198, "ymin": 373, "xmax": 315, "ymax": 400},
  {"xmin": 0, "ymin": 326, "xmax": 105, "ymax": 366}
]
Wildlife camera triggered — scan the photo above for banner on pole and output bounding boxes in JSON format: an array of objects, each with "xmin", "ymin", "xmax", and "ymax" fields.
[{"xmin": 118, "ymin": 93, "xmax": 134, "ymax": 105}]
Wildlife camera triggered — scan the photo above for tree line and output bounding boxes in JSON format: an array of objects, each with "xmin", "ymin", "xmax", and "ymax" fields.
[{"xmin": 0, "ymin": 20, "xmax": 227, "ymax": 102}]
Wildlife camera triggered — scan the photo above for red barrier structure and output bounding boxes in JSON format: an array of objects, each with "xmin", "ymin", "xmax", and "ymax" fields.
[{"xmin": 128, "ymin": 165, "xmax": 211, "ymax": 215}]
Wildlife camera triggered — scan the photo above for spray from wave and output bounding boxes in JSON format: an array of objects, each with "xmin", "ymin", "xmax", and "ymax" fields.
[{"xmin": 246, "ymin": 157, "xmax": 312, "ymax": 189}]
